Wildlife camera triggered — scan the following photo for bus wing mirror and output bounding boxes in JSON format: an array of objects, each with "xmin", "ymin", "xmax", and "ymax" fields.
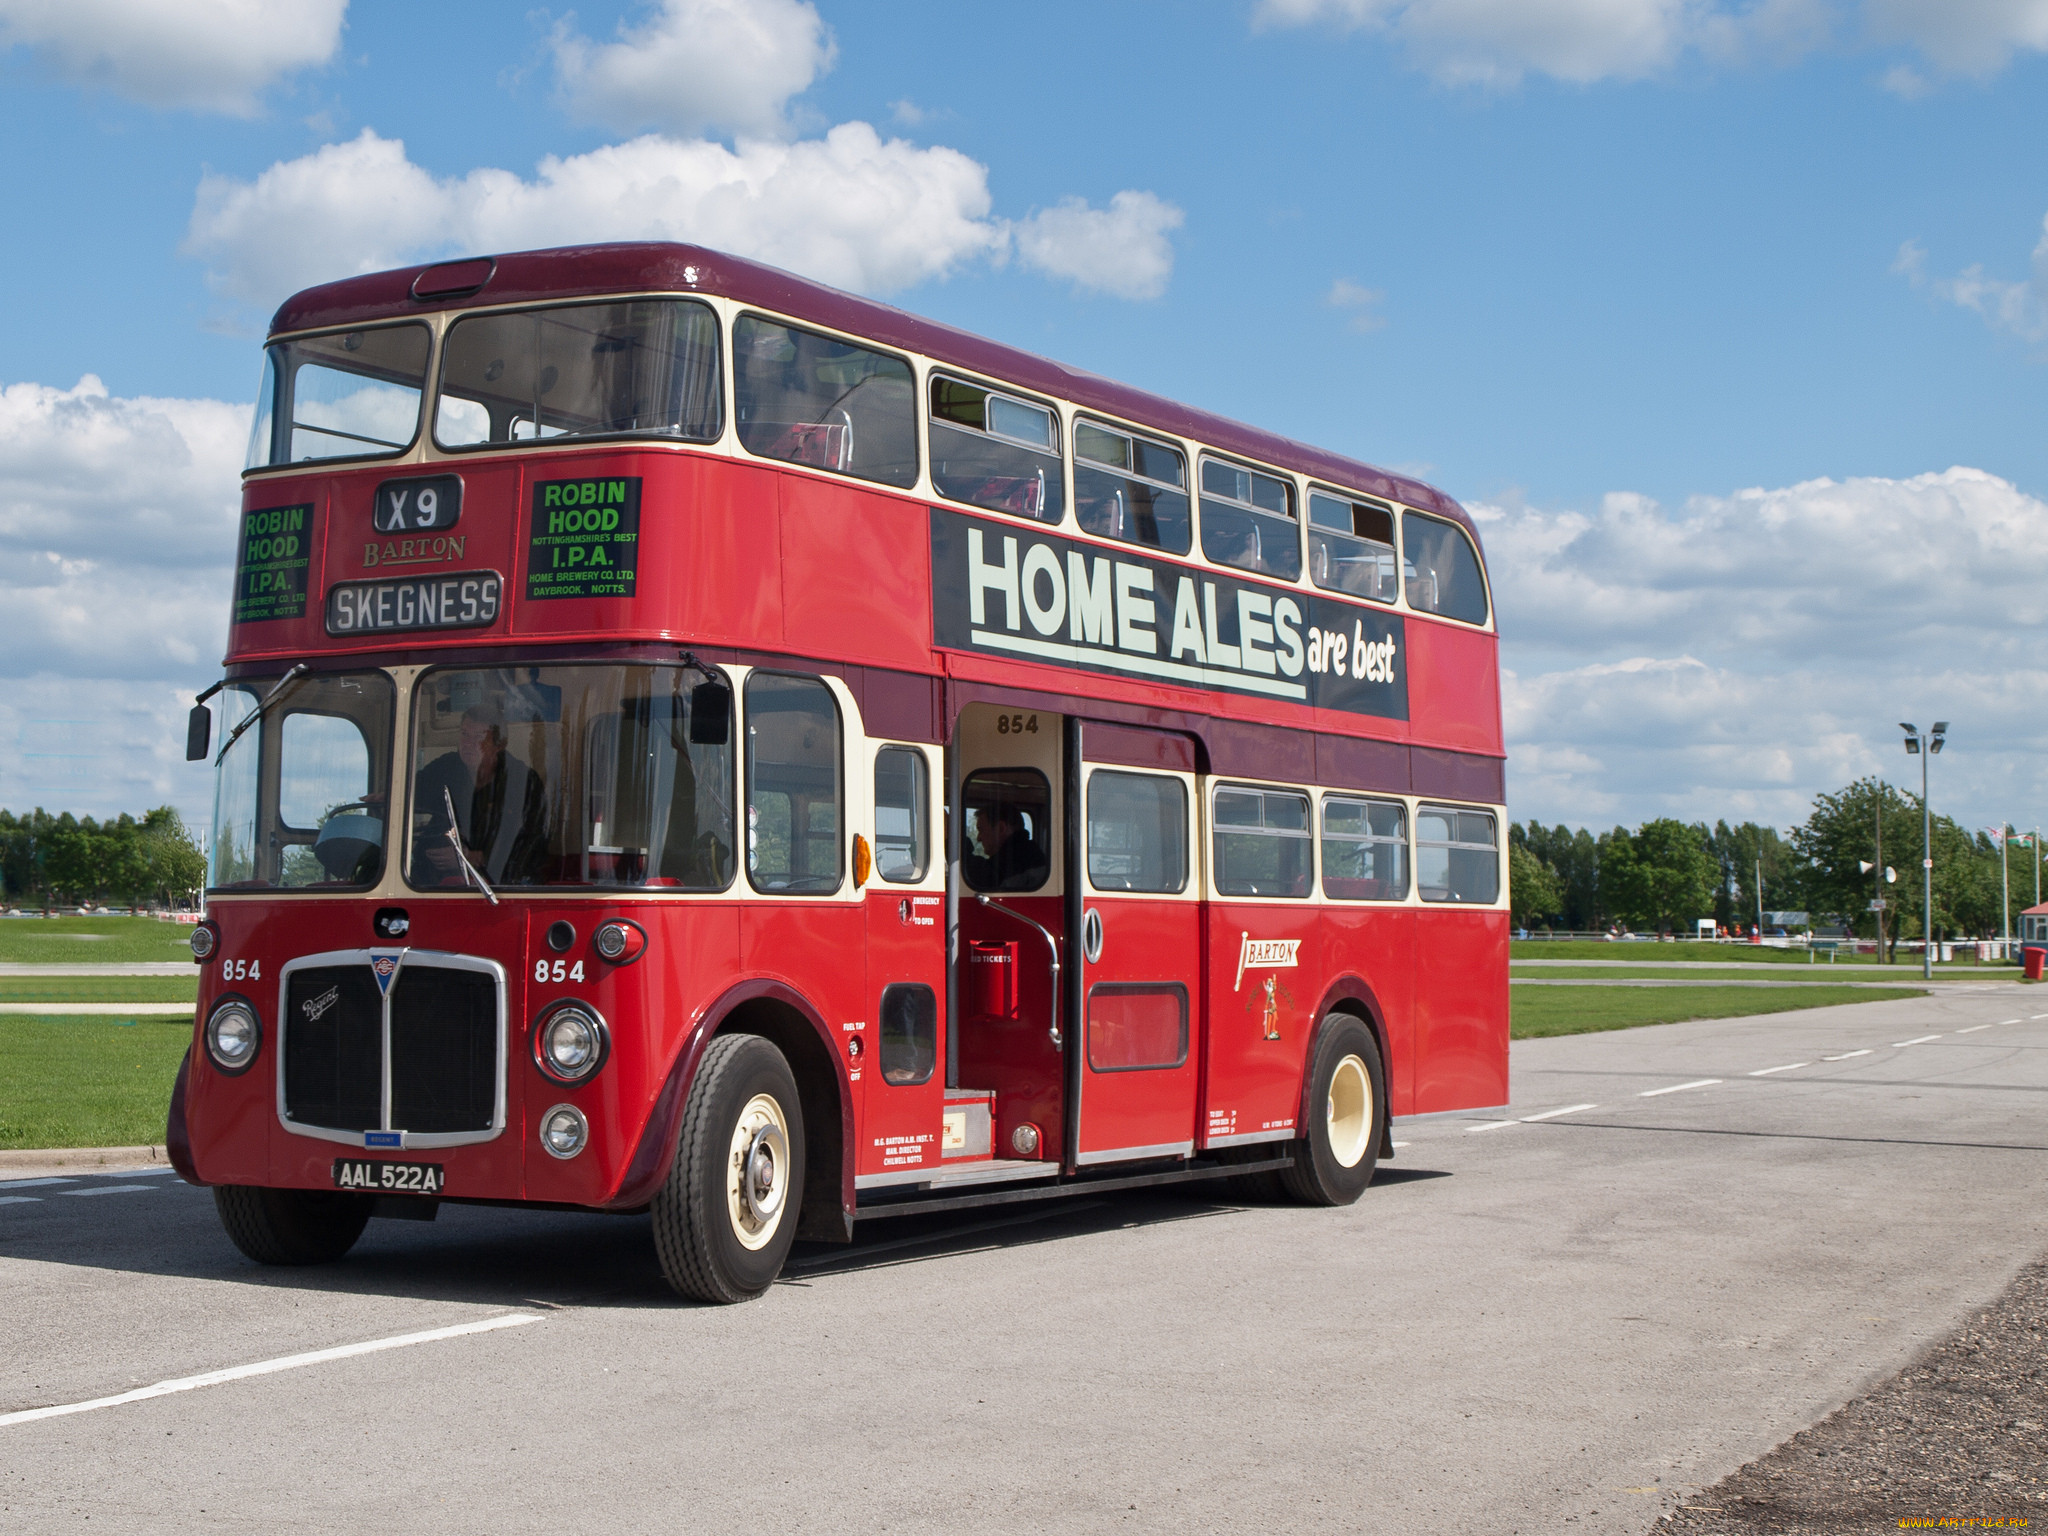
[
  {"xmin": 185, "ymin": 704, "xmax": 212, "ymax": 761},
  {"xmin": 688, "ymin": 681, "xmax": 731, "ymax": 745}
]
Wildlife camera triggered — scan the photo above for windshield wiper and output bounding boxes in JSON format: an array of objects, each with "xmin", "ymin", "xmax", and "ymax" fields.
[
  {"xmin": 441, "ymin": 787, "xmax": 500, "ymax": 906},
  {"xmin": 214, "ymin": 664, "xmax": 310, "ymax": 766}
]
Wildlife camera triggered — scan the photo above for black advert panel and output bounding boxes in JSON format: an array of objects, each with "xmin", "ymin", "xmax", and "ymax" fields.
[
  {"xmin": 527, "ymin": 476, "xmax": 641, "ymax": 600},
  {"xmin": 234, "ymin": 503, "xmax": 313, "ymax": 625},
  {"xmin": 929, "ymin": 508, "xmax": 1406, "ymax": 721}
]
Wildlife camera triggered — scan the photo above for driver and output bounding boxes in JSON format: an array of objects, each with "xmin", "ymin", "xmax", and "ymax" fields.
[
  {"xmin": 964, "ymin": 802, "xmax": 1047, "ymax": 891},
  {"xmin": 411, "ymin": 704, "xmax": 548, "ymax": 885}
]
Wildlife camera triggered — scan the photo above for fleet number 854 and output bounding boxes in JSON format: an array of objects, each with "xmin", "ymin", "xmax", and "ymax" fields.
[{"xmin": 535, "ymin": 959, "xmax": 587, "ymax": 983}]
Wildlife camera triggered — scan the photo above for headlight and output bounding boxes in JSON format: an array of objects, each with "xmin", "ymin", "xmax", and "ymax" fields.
[
  {"xmin": 205, "ymin": 998, "xmax": 261, "ymax": 1075},
  {"xmin": 540, "ymin": 1104, "xmax": 588, "ymax": 1159},
  {"xmin": 189, "ymin": 924, "xmax": 217, "ymax": 962},
  {"xmin": 592, "ymin": 919, "xmax": 646, "ymax": 965},
  {"xmin": 532, "ymin": 1004, "xmax": 608, "ymax": 1084}
]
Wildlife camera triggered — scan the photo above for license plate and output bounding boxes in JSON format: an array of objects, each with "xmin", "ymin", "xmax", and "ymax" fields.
[{"xmin": 332, "ymin": 1158, "xmax": 445, "ymax": 1194}]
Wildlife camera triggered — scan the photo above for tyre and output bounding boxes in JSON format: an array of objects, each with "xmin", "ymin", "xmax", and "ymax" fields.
[
  {"xmin": 651, "ymin": 1033, "xmax": 806, "ymax": 1303},
  {"xmin": 213, "ymin": 1185, "xmax": 372, "ymax": 1265},
  {"xmin": 1280, "ymin": 1015, "xmax": 1386, "ymax": 1207}
]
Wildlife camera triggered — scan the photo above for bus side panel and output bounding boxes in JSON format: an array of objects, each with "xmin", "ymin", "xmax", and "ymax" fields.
[
  {"xmin": 1410, "ymin": 909, "xmax": 1510, "ymax": 1113},
  {"xmin": 779, "ymin": 472, "xmax": 934, "ymax": 672},
  {"xmin": 1324, "ymin": 905, "xmax": 1416, "ymax": 1116},
  {"xmin": 1199, "ymin": 904, "xmax": 1317, "ymax": 1146},
  {"xmin": 737, "ymin": 901, "xmax": 862, "ymax": 1124},
  {"xmin": 1405, "ymin": 620, "xmax": 1501, "ymax": 757},
  {"xmin": 519, "ymin": 903, "xmax": 740, "ymax": 1207},
  {"xmin": 858, "ymin": 886, "xmax": 945, "ymax": 1177}
]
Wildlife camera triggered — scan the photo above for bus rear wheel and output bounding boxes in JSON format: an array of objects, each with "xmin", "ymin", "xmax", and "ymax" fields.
[
  {"xmin": 652, "ymin": 1032, "xmax": 806, "ymax": 1304},
  {"xmin": 1281, "ymin": 1017, "xmax": 1386, "ymax": 1207},
  {"xmin": 213, "ymin": 1185, "xmax": 372, "ymax": 1265}
]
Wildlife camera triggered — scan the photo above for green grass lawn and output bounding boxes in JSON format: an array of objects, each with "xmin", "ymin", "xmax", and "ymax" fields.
[
  {"xmin": 0, "ymin": 915, "xmax": 197, "ymax": 965},
  {"xmin": 1512, "ymin": 984, "xmax": 1929, "ymax": 1039},
  {"xmin": 1510, "ymin": 938, "xmax": 2017, "ymax": 969},
  {"xmin": 0, "ymin": 1016, "xmax": 190, "ymax": 1149},
  {"xmin": 0, "ymin": 976, "xmax": 198, "ymax": 1003},
  {"xmin": 1511, "ymin": 966, "xmax": 1987, "ymax": 984}
]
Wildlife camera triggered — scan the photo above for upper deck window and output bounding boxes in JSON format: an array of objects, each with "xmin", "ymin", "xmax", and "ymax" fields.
[
  {"xmin": 734, "ymin": 316, "xmax": 916, "ymax": 488},
  {"xmin": 928, "ymin": 376, "xmax": 1064, "ymax": 523},
  {"xmin": 247, "ymin": 324, "xmax": 431, "ymax": 469},
  {"xmin": 1200, "ymin": 459, "xmax": 1300, "ymax": 582},
  {"xmin": 1074, "ymin": 421, "xmax": 1189, "ymax": 554},
  {"xmin": 1401, "ymin": 510, "xmax": 1489, "ymax": 626},
  {"xmin": 1308, "ymin": 492, "xmax": 1398, "ymax": 604},
  {"xmin": 432, "ymin": 299, "xmax": 720, "ymax": 450}
]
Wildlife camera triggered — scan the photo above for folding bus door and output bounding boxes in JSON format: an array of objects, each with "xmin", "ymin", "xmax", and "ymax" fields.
[{"xmin": 1072, "ymin": 723, "xmax": 1201, "ymax": 1166}]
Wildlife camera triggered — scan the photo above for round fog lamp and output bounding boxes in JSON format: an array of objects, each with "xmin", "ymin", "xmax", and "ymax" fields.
[
  {"xmin": 592, "ymin": 919, "xmax": 645, "ymax": 965},
  {"xmin": 205, "ymin": 999, "xmax": 260, "ymax": 1075},
  {"xmin": 540, "ymin": 1104, "xmax": 588, "ymax": 1160},
  {"xmin": 534, "ymin": 1005, "xmax": 607, "ymax": 1083},
  {"xmin": 189, "ymin": 924, "xmax": 216, "ymax": 961}
]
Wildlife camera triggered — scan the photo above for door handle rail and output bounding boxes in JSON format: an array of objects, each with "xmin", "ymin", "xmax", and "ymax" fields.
[{"xmin": 975, "ymin": 894, "xmax": 1062, "ymax": 1049}]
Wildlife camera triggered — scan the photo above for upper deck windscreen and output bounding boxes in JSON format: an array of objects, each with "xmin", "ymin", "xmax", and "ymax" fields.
[
  {"xmin": 433, "ymin": 299, "xmax": 721, "ymax": 450},
  {"xmin": 247, "ymin": 324, "xmax": 431, "ymax": 469}
]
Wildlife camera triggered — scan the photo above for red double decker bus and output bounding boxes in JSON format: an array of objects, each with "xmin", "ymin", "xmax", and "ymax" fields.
[{"xmin": 171, "ymin": 243, "xmax": 1508, "ymax": 1303}]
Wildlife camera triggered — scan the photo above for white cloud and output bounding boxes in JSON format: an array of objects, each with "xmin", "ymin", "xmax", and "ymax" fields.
[
  {"xmin": 550, "ymin": 0, "xmax": 834, "ymax": 139},
  {"xmin": 1255, "ymin": 0, "xmax": 2048, "ymax": 85},
  {"xmin": 1012, "ymin": 191, "xmax": 1185, "ymax": 301},
  {"xmin": 0, "ymin": 0, "xmax": 345, "ymax": 115},
  {"xmin": 0, "ymin": 376, "xmax": 242, "ymax": 823},
  {"xmin": 185, "ymin": 127, "xmax": 1182, "ymax": 312},
  {"xmin": 1862, "ymin": 0, "xmax": 2048, "ymax": 76},
  {"xmin": 1896, "ymin": 225, "xmax": 2048, "ymax": 345},
  {"xmin": 1485, "ymin": 468, "xmax": 2048, "ymax": 828},
  {"xmin": 1325, "ymin": 278, "xmax": 1387, "ymax": 333}
]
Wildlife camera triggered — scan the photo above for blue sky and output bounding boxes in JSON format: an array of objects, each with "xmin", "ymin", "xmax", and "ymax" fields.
[{"xmin": 2, "ymin": 0, "xmax": 2047, "ymax": 844}]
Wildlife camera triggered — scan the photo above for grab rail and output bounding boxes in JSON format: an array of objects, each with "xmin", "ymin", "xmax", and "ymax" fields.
[{"xmin": 975, "ymin": 894, "xmax": 1062, "ymax": 1049}]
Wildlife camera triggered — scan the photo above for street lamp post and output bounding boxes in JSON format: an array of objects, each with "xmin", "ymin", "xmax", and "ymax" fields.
[{"xmin": 1902, "ymin": 721, "xmax": 1947, "ymax": 981}]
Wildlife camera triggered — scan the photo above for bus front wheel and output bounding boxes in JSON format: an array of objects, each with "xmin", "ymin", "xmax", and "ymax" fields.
[
  {"xmin": 213, "ymin": 1185, "xmax": 372, "ymax": 1265},
  {"xmin": 1281, "ymin": 1017, "xmax": 1386, "ymax": 1207},
  {"xmin": 652, "ymin": 1032, "xmax": 806, "ymax": 1304}
]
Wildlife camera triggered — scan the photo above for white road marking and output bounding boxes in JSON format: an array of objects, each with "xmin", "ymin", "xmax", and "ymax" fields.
[
  {"xmin": 1955, "ymin": 1024, "xmax": 1993, "ymax": 1034},
  {"xmin": 1521, "ymin": 1103, "xmax": 1599, "ymax": 1122},
  {"xmin": 2032, "ymin": 1014, "xmax": 2048, "ymax": 1020},
  {"xmin": 118, "ymin": 1168, "xmax": 179, "ymax": 1178},
  {"xmin": 1466, "ymin": 1118, "xmax": 1521, "ymax": 1133},
  {"xmin": 1823, "ymin": 1049, "xmax": 1872, "ymax": 1061},
  {"xmin": 1390, "ymin": 1141, "xmax": 1410, "ymax": 1149},
  {"xmin": 1891, "ymin": 1035, "xmax": 1942, "ymax": 1048},
  {"xmin": 0, "ymin": 1178, "xmax": 77, "ymax": 1190},
  {"xmin": 0, "ymin": 1197, "xmax": 42, "ymax": 1206},
  {"xmin": 1640, "ymin": 1079, "xmax": 1722, "ymax": 1097},
  {"xmin": 1748, "ymin": 1063, "xmax": 1811, "ymax": 1076},
  {"xmin": 61, "ymin": 1185, "xmax": 154, "ymax": 1198},
  {"xmin": 0, "ymin": 1313, "xmax": 542, "ymax": 1430}
]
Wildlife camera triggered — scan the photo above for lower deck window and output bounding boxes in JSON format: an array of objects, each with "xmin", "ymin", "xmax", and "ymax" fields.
[
  {"xmin": 1212, "ymin": 785, "xmax": 1312, "ymax": 898},
  {"xmin": 1322, "ymin": 796, "xmax": 1408, "ymax": 901},
  {"xmin": 962, "ymin": 768, "xmax": 1052, "ymax": 893},
  {"xmin": 1087, "ymin": 771, "xmax": 1188, "ymax": 894},
  {"xmin": 1417, "ymin": 805, "xmax": 1499, "ymax": 903},
  {"xmin": 745, "ymin": 673, "xmax": 843, "ymax": 894}
]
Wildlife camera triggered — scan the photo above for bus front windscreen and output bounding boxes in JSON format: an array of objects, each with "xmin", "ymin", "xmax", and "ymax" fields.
[
  {"xmin": 405, "ymin": 664, "xmax": 735, "ymax": 892},
  {"xmin": 210, "ymin": 671, "xmax": 396, "ymax": 891},
  {"xmin": 247, "ymin": 324, "xmax": 432, "ymax": 468}
]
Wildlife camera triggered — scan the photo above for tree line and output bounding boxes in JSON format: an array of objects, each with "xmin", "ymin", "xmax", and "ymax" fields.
[
  {"xmin": 1510, "ymin": 776, "xmax": 2041, "ymax": 951},
  {"xmin": 0, "ymin": 807, "xmax": 208, "ymax": 909}
]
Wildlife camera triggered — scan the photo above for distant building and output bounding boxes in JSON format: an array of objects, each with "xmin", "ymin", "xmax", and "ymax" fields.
[
  {"xmin": 1762, "ymin": 910, "xmax": 1809, "ymax": 931},
  {"xmin": 2019, "ymin": 903, "xmax": 2048, "ymax": 948}
]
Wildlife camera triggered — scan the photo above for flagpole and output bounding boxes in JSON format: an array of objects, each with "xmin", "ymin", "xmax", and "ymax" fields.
[{"xmin": 2001, "ymin": 824, "xmax": 2011, "ymax": 955}]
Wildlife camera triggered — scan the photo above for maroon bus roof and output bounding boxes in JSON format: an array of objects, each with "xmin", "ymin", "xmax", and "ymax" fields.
[{"xmin": 271, "ymin": 242, "xmax": 1478, "ymax": 540}]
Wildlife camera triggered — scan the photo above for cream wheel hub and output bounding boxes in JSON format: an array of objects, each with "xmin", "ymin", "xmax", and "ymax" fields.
[
  {"xmin": 1326, "ymin": 1053, "xmax": 1373, "ymax": 1169},
  {"xmin": 727, "ymin": 1092, "xmax": 791, "ymax": 1250}
]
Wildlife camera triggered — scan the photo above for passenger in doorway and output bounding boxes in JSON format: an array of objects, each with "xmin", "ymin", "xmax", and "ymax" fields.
[
  {"xmin": 412, "ymin": 705, "xmax": 548, "ymax": 885},
  {"xmin": 965, "ymin": 803, "xmax": 1048, "ymax": 892}
]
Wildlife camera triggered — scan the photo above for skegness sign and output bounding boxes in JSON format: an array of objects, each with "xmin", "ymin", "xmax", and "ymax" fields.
[{"xmin": 930, "ymin": 509, "xmax": 1406, "ymax": 720}]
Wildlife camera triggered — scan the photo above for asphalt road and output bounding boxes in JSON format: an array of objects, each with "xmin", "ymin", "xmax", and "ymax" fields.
[{"xmin": 3, "ymin": 988, "xmax": 2043, "ymax": 1535}]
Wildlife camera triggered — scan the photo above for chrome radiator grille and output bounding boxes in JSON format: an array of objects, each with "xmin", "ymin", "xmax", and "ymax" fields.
[{"xmin": 277, "ymin": 949, "xmax": 506, "ymax": 1149}]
